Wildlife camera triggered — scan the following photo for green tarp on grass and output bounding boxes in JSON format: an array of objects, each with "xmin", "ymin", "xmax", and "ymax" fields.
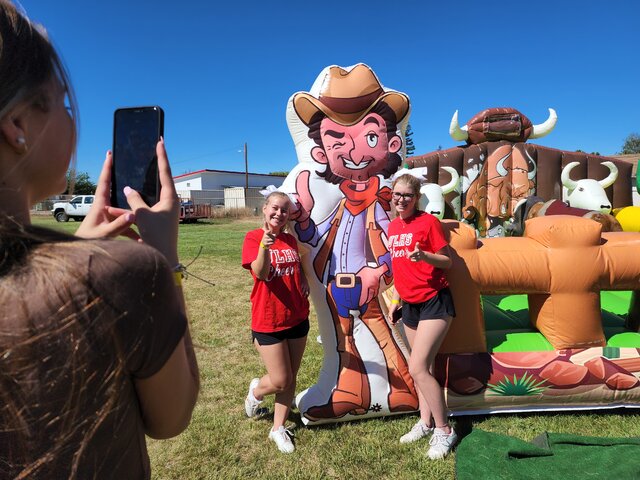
[{"xmin": 456, "ymin": 429, "xmax": 640, "ymax": 480}]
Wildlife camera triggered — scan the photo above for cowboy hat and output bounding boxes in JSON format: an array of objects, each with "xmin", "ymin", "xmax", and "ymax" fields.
[{"xmin": 293, "ymin": 64, "xmax": 410, "ymax": 126}]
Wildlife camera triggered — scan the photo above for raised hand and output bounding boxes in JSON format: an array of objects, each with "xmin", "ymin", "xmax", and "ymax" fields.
[
  {"xmin": 75, "ymin": 151, "xmax": 138, "ymax": 240},
  {"xmin": 261, "ymin": 220, "xmax": 277, "ymax": 249},
  {"xmin": 122, "ymin": 138, "xmax": 180, "ymax": 266},
  {"xmin": 406, "ymin": 242, "xmax": 426, "ymax": 263},
  {"xmin": 290, "ymin": 170, "xmax": 314, "ymax": 227}
]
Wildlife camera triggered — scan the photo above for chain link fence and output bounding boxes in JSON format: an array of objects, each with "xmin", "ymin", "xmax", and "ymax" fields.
[
  {"xmin": 35, "ymin": 189, "xmax": 268, "ymax": 218},
  {"xmin": 32, "ymin": 194, "xmax": 74, "ymax": 213}
]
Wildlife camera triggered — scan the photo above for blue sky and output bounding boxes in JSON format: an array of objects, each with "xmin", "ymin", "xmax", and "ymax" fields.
[{"xmin": 22, "ymin": 0, "xmax": 640, "ymax": 182}]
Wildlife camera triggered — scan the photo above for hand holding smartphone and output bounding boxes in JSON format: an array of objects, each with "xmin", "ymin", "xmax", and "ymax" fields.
[
  {"xmin": 111, "ymin": 106, "xmax": 164, "ymax": 209},
  {"xmin": 392, "ymin": 307, "xmax": 402, "ymax": 324}
]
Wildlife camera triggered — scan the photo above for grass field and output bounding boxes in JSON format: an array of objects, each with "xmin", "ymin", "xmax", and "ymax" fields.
[{"xmin": 32, "ymin": 215, "xmax": 640, "ymax": 480}]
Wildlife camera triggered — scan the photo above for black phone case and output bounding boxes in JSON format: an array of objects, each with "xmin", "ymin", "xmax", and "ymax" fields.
[{"xmin": 110, "ymin": 106, "xmax": 164, "ymax": 209}]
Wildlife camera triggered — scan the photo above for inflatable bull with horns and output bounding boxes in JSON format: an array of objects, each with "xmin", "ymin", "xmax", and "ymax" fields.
[
  {"xmin": 391, "ymin": 166, "xmax": 460, "ymax": 220},
  {"xmin": 562, "ymin": 161, "xmax": 618, "ymax": 213},
  {"xmin": 405, "ymin": 107, "xmax": 633, "ymax": 237}
]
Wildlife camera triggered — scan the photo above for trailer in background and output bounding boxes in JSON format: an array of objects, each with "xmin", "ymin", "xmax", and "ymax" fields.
[{"xmin": 179, "ymin": 198, "xmax": 211, "ymax": 223}]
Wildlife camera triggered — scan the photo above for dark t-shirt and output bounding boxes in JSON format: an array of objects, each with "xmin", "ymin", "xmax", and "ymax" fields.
[{"xmin": 0, "ymin": 237, "xmax": 187, "ymax": 479}]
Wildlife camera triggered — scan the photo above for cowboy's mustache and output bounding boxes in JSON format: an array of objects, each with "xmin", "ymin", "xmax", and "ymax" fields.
[{"xmin": 339, "ymin": 154, "xmax": 377, "ymax": 168}]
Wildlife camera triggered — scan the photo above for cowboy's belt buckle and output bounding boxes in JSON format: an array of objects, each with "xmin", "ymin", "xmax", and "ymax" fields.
[{"xmin": 335, "ymin": 273, "xmax": 356, "ymax": 288}]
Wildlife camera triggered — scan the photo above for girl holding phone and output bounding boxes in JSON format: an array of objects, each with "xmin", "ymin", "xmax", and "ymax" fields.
[
  {"xmin": 0, "ymin": 2, "xmax": 198, "ymax": 477},
  {"xmin": 241, "ymin": 191, "xmax": 310, "ymax": 453},
  {"xmin": 386, "ymin": 174, "xmax": 457, "ymax": 460}
]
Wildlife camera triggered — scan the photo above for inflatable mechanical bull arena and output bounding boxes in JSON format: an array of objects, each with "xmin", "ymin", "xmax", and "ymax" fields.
[{"xmin": 272, "ymin": 64, "xmax": 640, "ymax": 425}]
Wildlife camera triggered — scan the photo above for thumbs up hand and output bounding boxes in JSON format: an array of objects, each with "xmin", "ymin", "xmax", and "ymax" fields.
[
  {"xmin": 406, "ymin": 242, "xmax": 427, "ymax": 263},
  {"xmin": 261, "ymin": 221, "xmax": 277, "ymax": 249}
]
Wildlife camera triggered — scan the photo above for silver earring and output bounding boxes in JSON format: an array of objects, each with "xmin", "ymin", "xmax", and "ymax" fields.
[{"xmin": 16, "ymin": 137, "xmax": 28, "ymax": 153}]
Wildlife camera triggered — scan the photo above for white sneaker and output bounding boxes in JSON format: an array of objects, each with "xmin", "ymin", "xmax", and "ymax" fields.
[
  {"xmin": 400, "ymin": 420, "xmax": 434, "ymax": 444},
  {"xmin": 427, "ymin": 427, "xmax": 458, "ymax": 460},
  {"xmin": 268, "ymin": 426, "xmax": 295, "ymax": 453},
  {"xmin": 244, "ymin": 378, "xmax": 262, "ymax": 417}
]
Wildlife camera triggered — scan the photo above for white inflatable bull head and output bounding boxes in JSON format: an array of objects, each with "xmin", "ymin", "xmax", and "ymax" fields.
[
  {"xmin": 419, "ymin": 167, "xmax": 459, "ymax": 219},
  {"xmin": 391, "ymin": 166, "xmax": 459, "ymax": 220},
  {"xmin": 561, "ymin": 161, "xmax": 618, "ymax": 214}
]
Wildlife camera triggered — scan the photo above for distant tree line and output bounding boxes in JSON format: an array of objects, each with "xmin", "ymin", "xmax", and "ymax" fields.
[
  {"xmin": 620, "ymin": 133, "xmax": 640, "ymax": 155},
  {"xmin": 574, "ymin": 133, "xmax": 640, "ymax": 156},
  {"xmin": 65, "ymin": 170, "xmax": 96, "ymax": 195},
  {"xmin": 405, "ymin": 123, "xmax": 415, "ymax": 156}
]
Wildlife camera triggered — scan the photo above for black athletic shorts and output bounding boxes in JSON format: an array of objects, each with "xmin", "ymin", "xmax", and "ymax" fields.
[
  {"xmin": 252, "ymin": 319, "xmax": 310, "ymax": 346},
  {"xmin": 401, "ymin": 288, "xmax": 456, "ymax": 329}
]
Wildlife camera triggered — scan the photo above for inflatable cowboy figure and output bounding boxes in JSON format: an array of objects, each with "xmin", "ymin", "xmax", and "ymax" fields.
[{"xmin": 290, "ymin": 64, "xmax": 418, "ymax": 423}]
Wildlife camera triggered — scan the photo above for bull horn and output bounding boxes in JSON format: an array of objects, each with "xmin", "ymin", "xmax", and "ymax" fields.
[
  {"xmin": 599, "ymin": 161, "xmax": 618, "ymax": 188},
  {"xmin": 449, "ymin": 110, "xmax": 469, "ymax": 141},
  {"xmin": 525, "ymin": 149, "xmax": 537, "ymax": 180},
  {"xmin": 529, "ymin": 108, "xmax": 557, "ymax": 139},
  {"xmin": 560, "ymin": 161, "xmax": 580, "ymax": 190},
  {"xmin": 441, "ymin": 167, "xmax": 459, "ymax": 194},
  {"xmin": 496, "ymin": 151, "xmax": 510, "ymax": 177}
]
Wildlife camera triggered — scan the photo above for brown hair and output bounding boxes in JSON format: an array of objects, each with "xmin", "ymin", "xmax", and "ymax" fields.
[
  {"xmin": 0, "ymin": 3, "xmax": 114, "ymax": 477},
  {"xmin": 0, "ymin": 0, "xmax": 79, "ymax": 179},
  {"xmin": 0, "ymin": 218, "xmax": 128, "ymax": 478}
]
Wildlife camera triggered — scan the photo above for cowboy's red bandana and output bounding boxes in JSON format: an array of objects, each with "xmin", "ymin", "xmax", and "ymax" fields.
[{"xmin": 339, "ymin": 177, "xmax": 391, "ymax": 215}]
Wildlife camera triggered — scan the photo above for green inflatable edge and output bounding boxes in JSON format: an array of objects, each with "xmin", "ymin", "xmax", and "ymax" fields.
[{"xmin": 483, "ymin": 291, "xmax": 640, "ymax": 352}]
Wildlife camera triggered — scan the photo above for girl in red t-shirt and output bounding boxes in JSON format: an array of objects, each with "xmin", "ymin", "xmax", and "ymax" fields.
[
  {"xmin": 387, "ymin": 174, "xmax": 458, "ymax": 460},
  {"xmin": 241, "ymin": 192, "xmax": 310, "ymax": 453}
]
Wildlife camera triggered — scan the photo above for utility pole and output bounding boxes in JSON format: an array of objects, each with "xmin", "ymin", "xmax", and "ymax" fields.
[{"xmin": 244, "ymin": 142, "xmax": 248, "ymax": 191}]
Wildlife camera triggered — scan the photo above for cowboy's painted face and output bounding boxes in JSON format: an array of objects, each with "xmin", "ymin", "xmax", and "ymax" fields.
[{"xmin": 311, "ymin": 113, "xmax": 402, "ymax": 183}]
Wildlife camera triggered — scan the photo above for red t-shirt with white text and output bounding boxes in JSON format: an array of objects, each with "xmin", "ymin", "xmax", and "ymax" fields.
[
  {"xmin": 388, "ymin": 211, "xmax": 449, "ymax": 304},
  {"xmin": 242, "ymin": 229, "xmax": 310, "ymax": 333}
]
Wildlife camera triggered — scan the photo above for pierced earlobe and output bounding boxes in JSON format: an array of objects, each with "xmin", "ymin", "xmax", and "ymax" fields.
[{"xmin": 16, "ymin": 137, "xmax": 27, "ymax": 152}]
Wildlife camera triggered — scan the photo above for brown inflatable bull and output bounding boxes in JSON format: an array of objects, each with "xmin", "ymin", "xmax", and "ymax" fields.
[{"xmin": 407, "ymin": 107, "xmax": 633, "ymax": 237}]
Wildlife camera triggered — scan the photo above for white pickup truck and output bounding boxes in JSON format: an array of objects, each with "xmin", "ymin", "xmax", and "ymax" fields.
[{"xmin": 52, "ymin": 195, "xmax": 95, "ymax": 222}]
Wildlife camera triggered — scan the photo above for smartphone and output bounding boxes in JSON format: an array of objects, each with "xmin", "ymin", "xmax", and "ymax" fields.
[
  {"xmin": 111, "ymin": 106, "xmax": 164, "ymax": 209},
  {"xmin": 392, "ymin": 307, "xmax": 403, "ymax": 324}
]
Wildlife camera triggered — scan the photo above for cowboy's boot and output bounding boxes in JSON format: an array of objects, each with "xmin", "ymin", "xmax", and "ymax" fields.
[
  {"xmin": 362, "ymin": 300, "xmax": 419, "ymax": 412},
  {"xmin": 304, "ymin": 314, "xmax": 370, "ymax": 421}
]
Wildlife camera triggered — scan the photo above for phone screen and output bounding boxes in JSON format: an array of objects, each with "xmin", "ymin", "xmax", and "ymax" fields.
[{"xmin": 111, "ymin": 106, "xmax": 164, "ymax": 209}]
